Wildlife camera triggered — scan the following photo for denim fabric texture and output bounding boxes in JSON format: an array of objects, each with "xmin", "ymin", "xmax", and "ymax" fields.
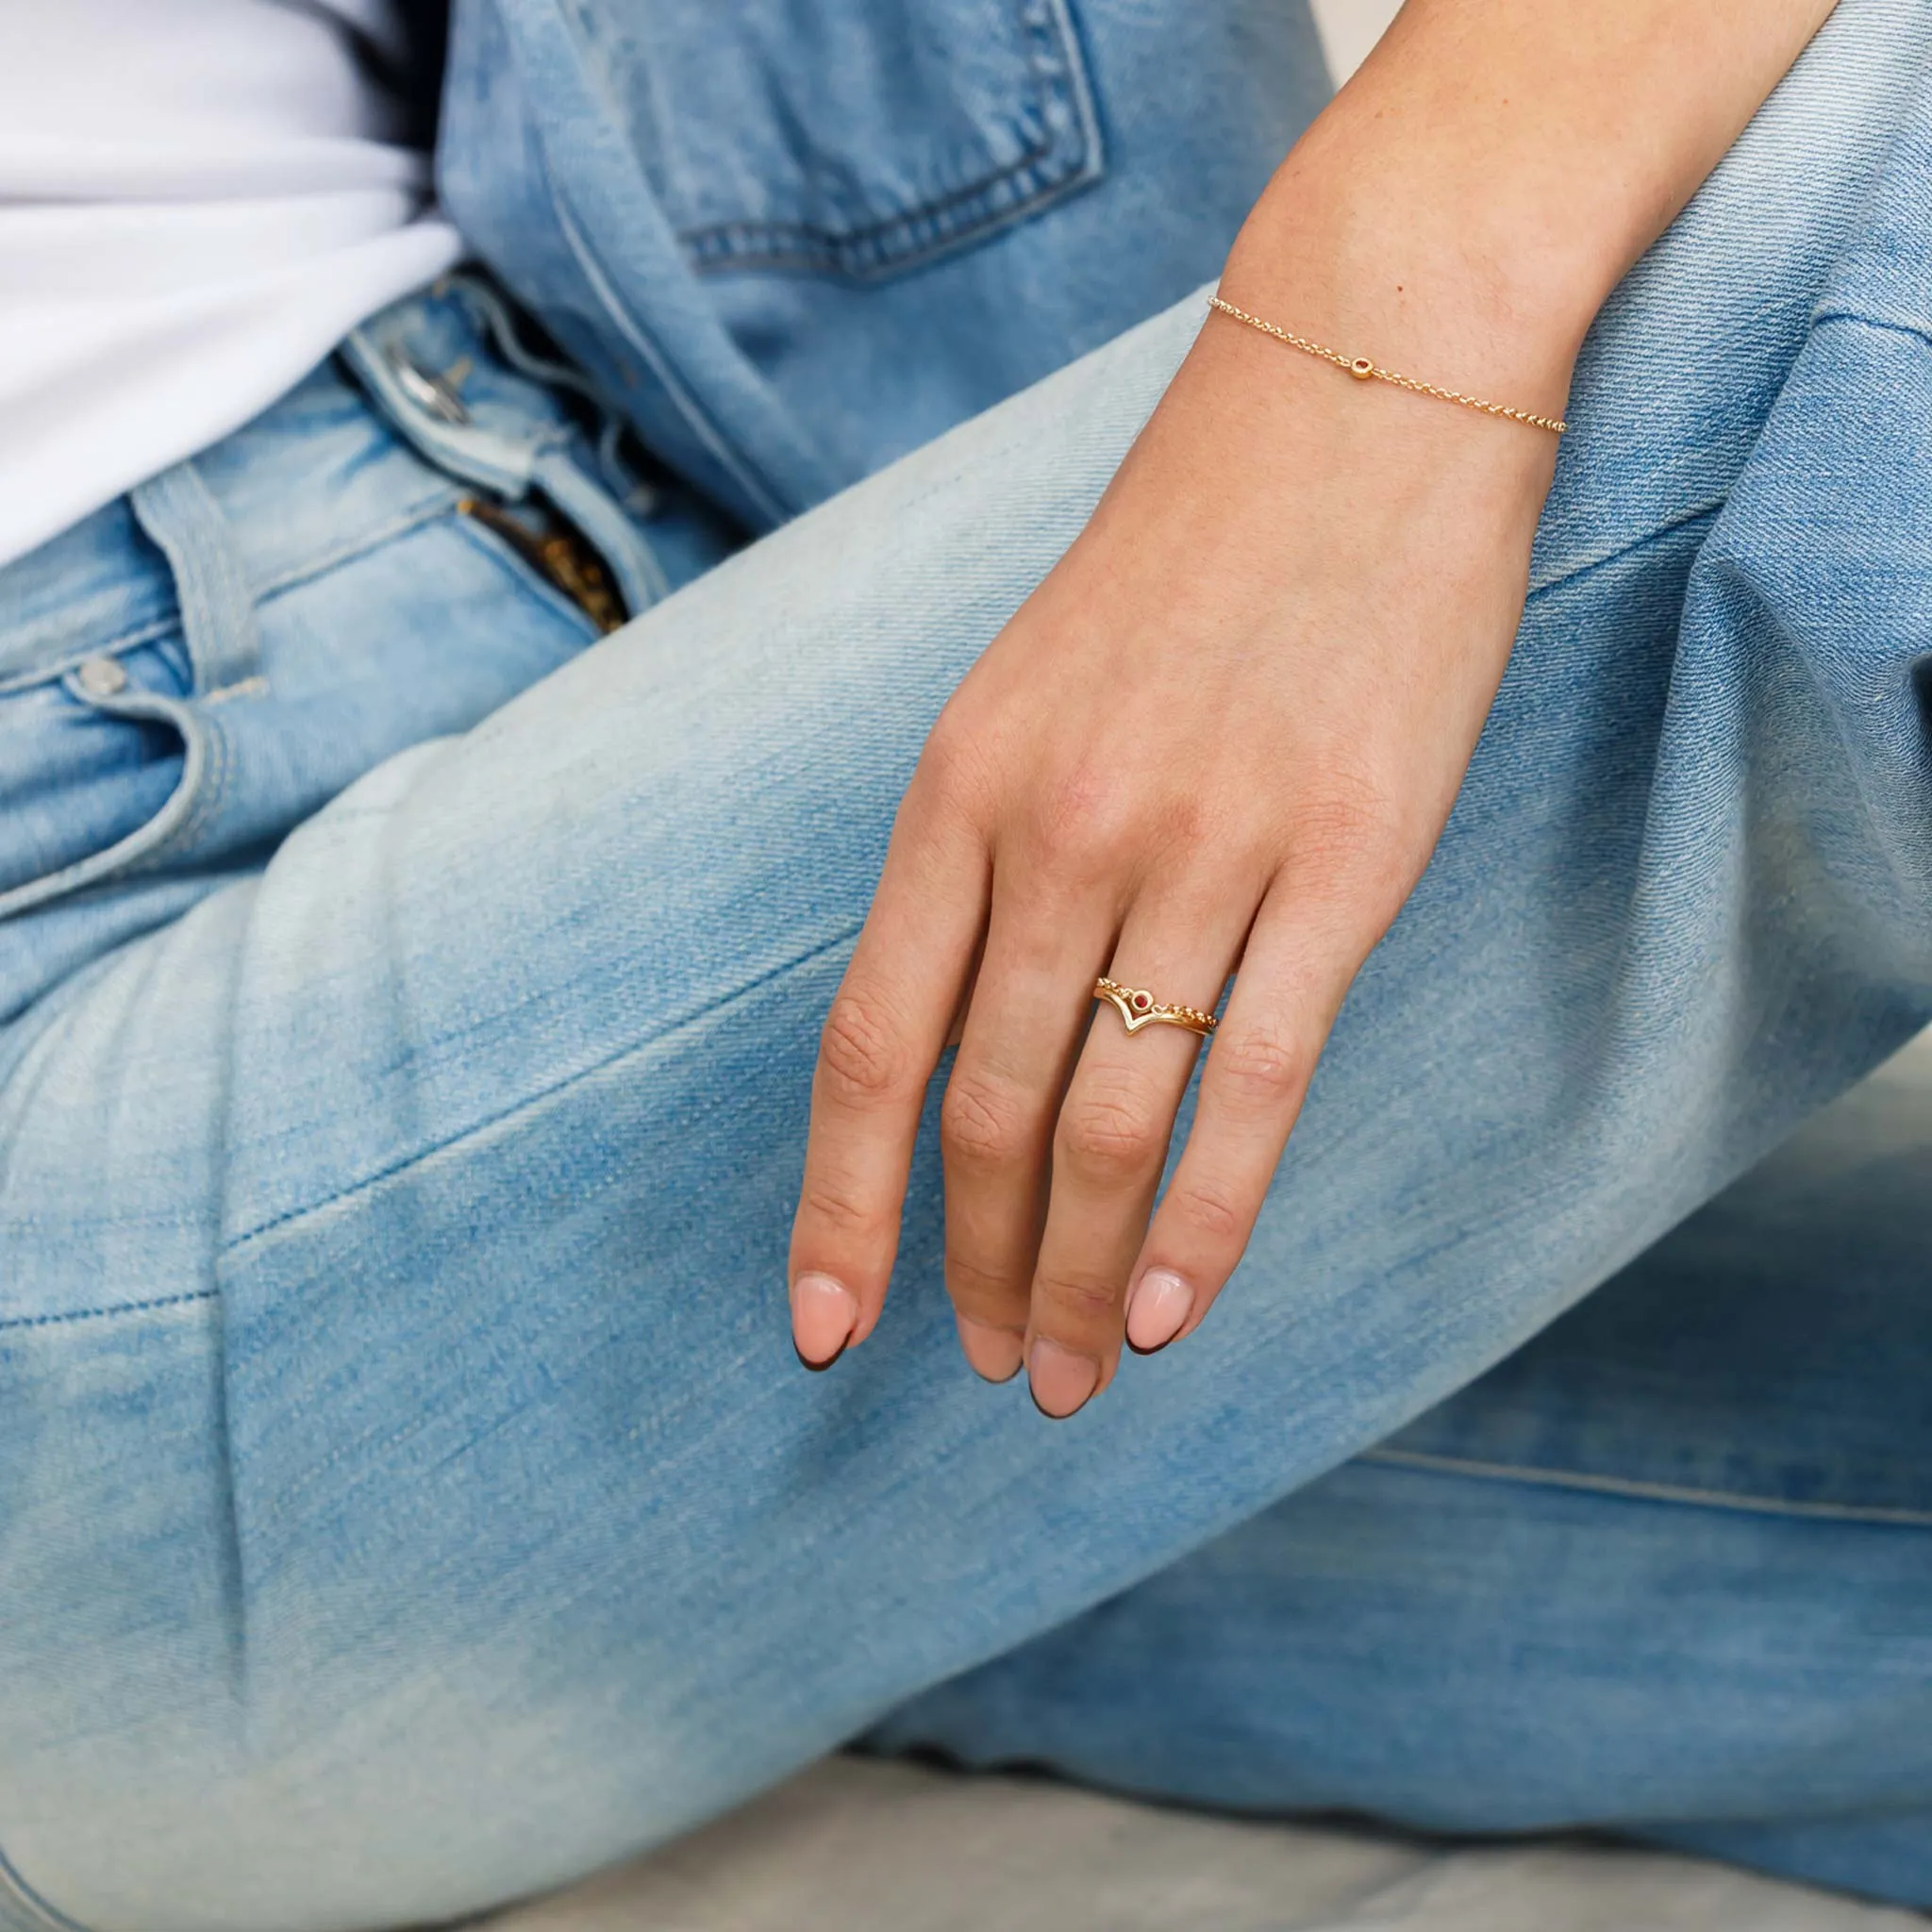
[
  {"xmin": 437, "ymin": 0, "xmax": 1331, "ymax": 525},
  {"xmin": 868, "ymin": 1036, "xmax": 1932, "ymax": 1904},
  {"xmin": 2, "ymin": 2, "xmax": 1930, "ymax": 1928},
  {"xmin": 0, "ymin": 277, "xmax": 735, "ymax": 1039}
]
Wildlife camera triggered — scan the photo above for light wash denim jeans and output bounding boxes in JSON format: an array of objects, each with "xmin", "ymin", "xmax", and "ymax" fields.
[{"xmin": 4, "ymin": 3, "xmax": 1932, "ymax": 1929}]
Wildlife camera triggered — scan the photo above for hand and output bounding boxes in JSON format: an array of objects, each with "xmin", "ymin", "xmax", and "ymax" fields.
[
  {"xmin": 785, "ymin": 265, "xmax": 1565, "ymax": 1412},
  {"xmin": 785, "ymin": 0, "xmax": 1831, "ymax": 1416}
]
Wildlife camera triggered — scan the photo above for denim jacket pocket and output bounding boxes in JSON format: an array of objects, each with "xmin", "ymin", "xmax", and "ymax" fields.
[{"xmin": 558, "ymin": 0, "xmax": 1105, "ymax": 280}]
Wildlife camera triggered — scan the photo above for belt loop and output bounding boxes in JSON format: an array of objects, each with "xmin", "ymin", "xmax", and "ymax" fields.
[{"xmin": 129, "ymin": 459, "xmax": 263, "ymax": 696}]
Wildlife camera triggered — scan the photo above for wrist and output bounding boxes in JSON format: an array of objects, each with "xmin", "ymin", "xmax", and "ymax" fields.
[
  {"xmin": 1218, "ymin": 44, "xmax": 1670, "ymax": 427},
  {"xmin": 1222, "ymin": 0, "xmax": 1835, "ymax": 408},
  {"xmin": 1222, "ymin": 128, "xmax": 1602, "ymax": 429}
]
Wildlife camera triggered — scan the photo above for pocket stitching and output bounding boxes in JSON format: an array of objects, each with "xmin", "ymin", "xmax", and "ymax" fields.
[
  {"xmin": 1360, "ymin": 1445, "xmax": 1932, "ymax": 1529},
  {"xmin": 669, "ymin": 0, "xmax": 1106, "ymax": 281},
  {"xmin": 0, "ymin": 675, "xmax": 210, "ymax": 924}
]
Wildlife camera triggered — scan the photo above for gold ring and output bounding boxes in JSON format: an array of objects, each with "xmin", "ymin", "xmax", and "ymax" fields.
[{"xmin": 1093, "ymin": 976, "xmax": 1217, "ymax": 1038}]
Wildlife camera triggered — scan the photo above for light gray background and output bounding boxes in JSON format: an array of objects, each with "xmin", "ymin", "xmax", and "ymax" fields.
[{"xmin": 1309, "ymin": 0, "xmax": 1404, "ymax": 84}]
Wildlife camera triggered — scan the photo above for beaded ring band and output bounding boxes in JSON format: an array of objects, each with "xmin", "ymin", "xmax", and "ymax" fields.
[{"xmin": 1093, "ymin": 976, "xmax": 1218, "ymax": 1039}]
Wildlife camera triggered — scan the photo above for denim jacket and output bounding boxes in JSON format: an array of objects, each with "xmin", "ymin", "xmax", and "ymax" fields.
[{"xmin": 435, "ymin": 0, "xmax": 1332, "ymax": 531}]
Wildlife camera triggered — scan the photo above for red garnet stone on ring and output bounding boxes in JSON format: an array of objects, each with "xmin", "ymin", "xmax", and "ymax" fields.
[{"xmin": 1131, "ymin": 990, "xmax": 1154, "ymax": 1013}]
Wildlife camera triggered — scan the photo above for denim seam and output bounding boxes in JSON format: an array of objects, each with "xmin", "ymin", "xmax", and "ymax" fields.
[
  {"xmin": 0, "ymin": 1288, "xmax": 216, "ymax": 1338},
  {"xmin": 138, "ymin": 700, "xmax": 233, "ymax": 874},
  {"xmin": 222, "ymin": 919, "xmax": 867, "ymax": 1254},
  {"xmin": 675, "ymin": 134, "xmax": 1054, "ymax": 258},
  {"xmin": 1525, "ymin": 498, "xmax": 1724, "ymax": 604},
  {"xmin": 1810, "ymin": 308, "xmax": 1932, "ymax": 353},
  {"xmin": 546, "ymin": 187, "xmax": 795, "ymax": 528},
  {"xmin": 69, "ymin": 493, "xmax": 465, "ymax": 867},
  {"xmin": 0, "ymin": 620, "xmax": 175, "ymax": 698},
  {"xmin": 680, "ymin": 127, "xmax": 1072, "ymax": 281},
  {"xmin": 508, "ymin": 0, "xmax": 799, "ymax": 527},
  {"xmin": 0, "ymin": 684, "xmax": 212, "ymax": 924},
  {"xmin": 1360, "ymin": 1446, "xmax": 1932, "ymax": 1529},
  {"xmin": 249, "ymin": 486, "xmax": 466, "ymax": 610},
  {"xmin": 0, "ymin": 494, "xmax": 462, "ymax": 701},
  {"xmin": 0, "ymin": 1843, "xmax": 94, "ymax": 1932},
  {"xmin": 32, "ymin": 491, "xmax": 483, "ymax": 890}
]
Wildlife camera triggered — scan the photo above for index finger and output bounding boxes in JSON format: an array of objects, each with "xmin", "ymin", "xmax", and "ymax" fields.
[{"xmin": 788, "ymin": 774, "xmax": 988, "ymax": 1367}]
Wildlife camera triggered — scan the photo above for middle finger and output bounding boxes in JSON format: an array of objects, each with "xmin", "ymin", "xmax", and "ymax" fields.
[
  {"xmin": 940, "ymin": 868, "xmax": 1119, "ymax": 1381},
  {"xmin": 1025, "ymin": 880, "xmax": 1258, "ymax": 1416}
]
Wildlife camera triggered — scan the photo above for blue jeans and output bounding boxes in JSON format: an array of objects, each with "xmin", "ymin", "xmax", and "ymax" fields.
[{"xmin": 4, "ymin": 3, "xmax": 1932, "ymax": 1927}]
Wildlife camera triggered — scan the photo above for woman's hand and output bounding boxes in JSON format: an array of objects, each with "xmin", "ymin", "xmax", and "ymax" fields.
[
  {"xmin": 786, "ymin": 270, "xmax": 1563, "ymax": 1412},
  {"xmin": 786, "ymin": 0, "xmax": 1835, "ymax": 1415}
]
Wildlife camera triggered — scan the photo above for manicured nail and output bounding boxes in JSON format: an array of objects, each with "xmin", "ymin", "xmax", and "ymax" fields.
[
  {"xmin": 1027, "ymin": 1337, "xmax": 1100, "ymax": 1419},
  {"xmin": 1125, "ymin": 1269, "xmax": 1193, "ymax": 1355},
  {"xmin": 791, "ymin": 1272, "xmax": 858, "ymax": 1369},
  {"xmin": 956, "ymin": 1315, "xmax": 1024, "ymax": 1383}
]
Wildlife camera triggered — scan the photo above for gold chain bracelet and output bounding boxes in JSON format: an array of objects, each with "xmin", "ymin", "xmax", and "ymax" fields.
[{"xmin": 1207, "ymin": 295, "xmax": 1567, "ymax": 437}]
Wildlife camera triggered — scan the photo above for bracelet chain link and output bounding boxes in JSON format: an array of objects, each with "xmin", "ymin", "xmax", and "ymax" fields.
[{"xmin": 1208, "ymin": 294, "xmax": 1568, "ymax": 436}]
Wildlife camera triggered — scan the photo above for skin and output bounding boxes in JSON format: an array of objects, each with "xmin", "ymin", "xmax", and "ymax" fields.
[{"xmin": 789, "ymin": 0, "xmax": 1840, "ymax": 1416}]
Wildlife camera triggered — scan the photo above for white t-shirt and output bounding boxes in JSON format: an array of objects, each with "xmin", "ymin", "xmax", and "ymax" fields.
[{"xmin": 0, "ymin": 0, "xmax": 463, "ymax": 572}]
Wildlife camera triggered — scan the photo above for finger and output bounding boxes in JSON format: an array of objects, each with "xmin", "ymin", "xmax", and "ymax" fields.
[
  {"xmin": 940, "ymin": 873, "xmax": 1119, "ymax": 1381},
  {"xmin": 1024, "ymin": 886, "xmax": 1256, "ymax": 1416},
  {"xmin": 790, "ymin": 778, "xmax": 988, "ymax": 1368},
  {"xmin": 943, "ymin": 929, "xmax": 985, "ymax": 1050},
  {"xmin": 1123, "ymin": 881, "xmax": 1356, "ymax": 1357}
]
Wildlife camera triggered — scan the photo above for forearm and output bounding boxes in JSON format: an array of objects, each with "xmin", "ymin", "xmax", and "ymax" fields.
[{"xmin": 1224, "ymin": 0, "xmax": 1838, "ymax": 413}]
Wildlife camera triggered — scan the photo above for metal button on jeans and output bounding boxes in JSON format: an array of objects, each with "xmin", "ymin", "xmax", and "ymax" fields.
[
  {"xmin": 387, "ymin": 347, "xmax": 471, "ymax": 425},
  {"xmin": 74, "ymin": 655, "xmax": 129, "ymax": 697}
]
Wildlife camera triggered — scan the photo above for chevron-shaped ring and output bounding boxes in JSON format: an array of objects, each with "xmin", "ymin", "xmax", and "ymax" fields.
[{"xmin": 1092, "ymin": 975, "xmax": 1217, "ymax": 1039}]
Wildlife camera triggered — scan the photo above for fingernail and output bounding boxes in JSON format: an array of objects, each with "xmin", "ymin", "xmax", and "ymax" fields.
[
  {"xmin": 1125, "ymin": 1269, "xmax": 1193, "ymax": 1355},
  {"xmin": 791, "ymin": 1272, "xmax": 858, "ymax": 1370},
  {"xmin": 956, "ymin": 1315, "xmax": 1024, "ymax": 1383},
  {"xmin": 1028, "ymin": 1337, "xmax": 1100, "ymax": 1419}
]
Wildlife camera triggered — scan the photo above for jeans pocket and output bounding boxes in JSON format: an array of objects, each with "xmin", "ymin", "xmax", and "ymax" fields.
[
  {"xmin": 559, "ymin": 0, "xmax": 1106, "ymax": 280},
  {"xmin": 0, "ymin": 638, "xmax": 210, "ymax": 923}
]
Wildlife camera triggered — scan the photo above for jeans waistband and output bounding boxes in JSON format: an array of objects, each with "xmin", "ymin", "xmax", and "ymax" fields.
[{"xmin": 0, "ymin": 277, "xmax": 666, "ymax": 695}]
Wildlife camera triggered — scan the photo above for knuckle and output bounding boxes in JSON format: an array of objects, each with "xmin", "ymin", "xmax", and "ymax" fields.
[
  {"xmin": 1034, "ymin": 1269, "xmax": 1121, "ymax": 1326},
  {"xmin": 945, "ymin": 1251, "xmax": 1029, "ymax": 1319},
  {"xmin": 817, "ymin": 991, "xmax": 913, "ymax": 1107},
  {"xmin": 941, "ymin": 1072, "xmax": 1034, "ymax": 1171},
  {"xmin": 1297, "ymin": 764, "xmax": 1398, "ymax": 853},
  {"xmin": 915, "ymin": 708, "xmax": 992, "ymax": 818},
  {"xmin": 1030, "ymin": 764, "xmax": 1137, "ymax": 877},
  {"xmin": 797, "ymin": 1173, "xmax": 887, "ymax": 1242},
  {"xmin": 1167, "ymin": 1175, "xmax": 1248, "ymax": 1248},
  {"xmin": 1057, "ymin": 1086, "xmax": 1167, "ymax": 1185},
  {"xmin": 1287, "ymin": 774, "xmax": 1414, "ymax": 907},
  {"xmin": 1210, "ymin": 1024, "xmax": 1307, "ymax": 1110}
]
